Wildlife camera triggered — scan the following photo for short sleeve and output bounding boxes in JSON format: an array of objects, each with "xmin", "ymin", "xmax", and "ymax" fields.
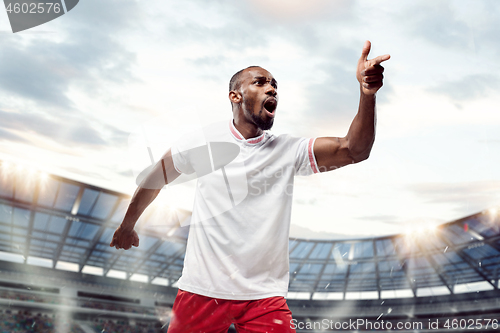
[{"xmin": 295, "ymin": 137, "xmax": 320, "ymax": 176}]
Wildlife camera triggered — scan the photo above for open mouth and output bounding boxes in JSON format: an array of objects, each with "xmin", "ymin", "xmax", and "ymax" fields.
[{"xmin": 264, "ymin": 98, "xmax": 277, "ymax": 114}]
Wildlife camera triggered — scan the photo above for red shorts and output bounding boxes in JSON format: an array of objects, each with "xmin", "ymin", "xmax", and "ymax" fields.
[{"xmin": 167, "ymin": 289, "xmax": 296, "ymax": 333}]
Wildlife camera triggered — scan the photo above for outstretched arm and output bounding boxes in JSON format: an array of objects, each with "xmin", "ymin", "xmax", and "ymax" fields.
[
  {"xmin": 110, "ymin": 149, "xmax": 180, "ymax": 250},
  {"xmin": 314, "ymin": 40, "xmax": 390, "ymax": 171}
]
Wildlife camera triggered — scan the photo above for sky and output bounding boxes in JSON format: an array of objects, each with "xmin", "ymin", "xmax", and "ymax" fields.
[{"xmin": 1, "ymin": 0, "xmax": 499, "ymax": 239}]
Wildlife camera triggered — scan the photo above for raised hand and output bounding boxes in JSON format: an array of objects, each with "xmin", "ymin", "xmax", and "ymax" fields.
[{"xmin": 356, "ymin": 40, "xmax": 390, "ymax": 95}]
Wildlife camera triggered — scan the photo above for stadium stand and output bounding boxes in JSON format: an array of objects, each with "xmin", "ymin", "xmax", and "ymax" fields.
[{"xmin": 0, "ymin": 160, "xmax": 499, "ymax": 332}]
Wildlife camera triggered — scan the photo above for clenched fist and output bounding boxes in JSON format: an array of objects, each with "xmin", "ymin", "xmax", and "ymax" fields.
[{"xmin": 110, "ymin": 225, "xmax": 139, "ymax": 250}]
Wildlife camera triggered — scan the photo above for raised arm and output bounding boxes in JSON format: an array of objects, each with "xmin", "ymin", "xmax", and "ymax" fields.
[
  {"xmin": 110, "ymin": 149, "xmax": 180, "ymax": 250},
  {"xmin": 314, "ymin": 40, "xmax": 390, "ymax": 172}
]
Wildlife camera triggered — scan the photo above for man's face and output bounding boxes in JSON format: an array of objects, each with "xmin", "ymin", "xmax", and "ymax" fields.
[{"xmin": 237, "ymin": 67, "xmax": 278, "ymax": 131}]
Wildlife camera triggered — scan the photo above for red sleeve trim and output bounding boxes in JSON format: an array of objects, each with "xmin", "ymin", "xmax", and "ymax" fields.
[{"xmin": 308, "ymin": 138, "xmax": 319, "ymax": 173}]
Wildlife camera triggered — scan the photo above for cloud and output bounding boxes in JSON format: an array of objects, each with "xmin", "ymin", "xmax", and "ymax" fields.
[
  {"xmin": 0, "ymin": 109, "xmax": 128, "ymax": 148},
  {"xmin": 68, "ymin": 0, "xmax": 144, "ymax": 32},
  {"xmin": 383, "ymin": 1, "xmax": 470, "ymax": 51},
  {"xmin": 188, "ymin": 55, "xmax": 229, "ymax": 68},
  {"xmin": 473, "ymin": 5, "xmax": 500, "ymax": 56},
  {"xmin": 406, "ymin": 180, "xmax": 500, "ymax": 215},
  {"xmin": 408, "ymin": 3, "xmax": 470, "ymax": 49},
  {"xmin": 303, "ymin": 57, "xmax": 394, "ymax": 127},
  {"xmin": 427, "ymin": 74, "xmax": 500, "ymax": 102},
  {"xmin": 0, "ymin": 0, "xmax": 139, "ymax": 111},
  {"xmin": 306, "ymin": 64, "xmax": 359, "ymax": 120},
  {"xmin": 0, "ymin": 109, "xmax": 62, "ymax": 142},
  {"xmin": 136, "ymin": 0, "xmax": 367, "ymax": 124},
  {"xmin": 116, "ymin": 168, "xmax": 134, "ymax": 178},
  {"xmin": 0, "ymin": 127, "xmax": 30, "ymax": 144},
  {"xmin": 63, "ymin": 122, "xmax": 107, "ymax": 146},
  {"xmin": 245, "ymin": 0, "xmax": 352, "ymax": 23},
  {"xmin": 61, "ymin": 166, "xmax": 110, "ymax": 180},
  {"xmin": 0, "ymin": 39, "xmax": 75, "ymax": 109},
  {"xmin": 355, "ymin": 215, "xmax": 400, "ymax": 223},
  {"xmin": 0, "ymin": 33, "xmax": 137, "ymax": 112},
  {"xmin": 391, "ymin": 0, "xmax": 500, "ymax": 60},
  {"xmin": 156, "ymin": 0, "xmax": 359, "ymax": 60},
  {"xmin": 166, "ymin": 21, "xmax": 269, "ymax": 51},
  {"xmin": 0, "ymin": 0, "xmax": 141, "ymax": 159}
]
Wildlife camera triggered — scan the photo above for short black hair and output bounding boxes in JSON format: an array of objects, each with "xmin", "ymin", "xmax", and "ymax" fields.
[{"xmin": 229, "ymin": 66, "xmax": 261, "ymax": 92}]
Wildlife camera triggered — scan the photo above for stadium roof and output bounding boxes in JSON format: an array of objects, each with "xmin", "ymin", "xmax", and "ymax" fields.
[{"xmin": 0, "ymin": 160, "xmax": 499, "ymax": 300}]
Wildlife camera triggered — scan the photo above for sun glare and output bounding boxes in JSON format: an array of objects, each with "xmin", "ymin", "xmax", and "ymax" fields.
[
  {"xmin": 404, "ymin": 222, "xmax": 438, "ymax": 240},
  {"xmin": 1, "ymin": 160, "xmax": 53, "ymax": 192},
  {"xmin": 488, "ymin": 207, "xmax": 498, "ymax": 217},
  {"xmin": 2, "ymin": 161, "xmax": 12, "ymax": 171},
  {"xmin": 39, "ymin": 171, "xmax": 49, "ymax": 182}
]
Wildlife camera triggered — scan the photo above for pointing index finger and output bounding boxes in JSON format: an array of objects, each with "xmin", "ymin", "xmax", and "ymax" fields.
[{"xmin": 369, "ymin": 54, "xmax": 391, "ymax": 66}]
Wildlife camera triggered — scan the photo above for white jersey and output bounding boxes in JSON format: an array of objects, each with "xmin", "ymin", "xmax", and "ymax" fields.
[{"xmin": 170, "ymin": 120, "xmax": 319, "ymax": 300}]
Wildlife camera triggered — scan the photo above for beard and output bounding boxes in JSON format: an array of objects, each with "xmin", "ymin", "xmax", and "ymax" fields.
[
  {"xmin": 250, "ymin": 111, "xmax": 274, "ymax": 131},
  {"xmin": 241, "ymin": 96, "xmax": 275, "ymax": 131}
]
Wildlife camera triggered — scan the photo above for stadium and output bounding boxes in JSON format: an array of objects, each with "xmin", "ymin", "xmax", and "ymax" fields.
[{"xmin": 0, "ymin": 159, "xmax": 499, "ymax": 332}]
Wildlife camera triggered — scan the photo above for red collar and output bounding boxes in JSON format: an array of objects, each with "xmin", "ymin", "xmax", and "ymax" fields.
[{"xmin": 229, "ymin": 120, "xmax": 265, "ymax": 145}]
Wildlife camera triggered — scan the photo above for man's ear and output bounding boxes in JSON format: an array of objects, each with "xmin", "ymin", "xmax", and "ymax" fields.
[{"xmin": 229, "ymin": 90, "xmax": 242, "ymax": 104}]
